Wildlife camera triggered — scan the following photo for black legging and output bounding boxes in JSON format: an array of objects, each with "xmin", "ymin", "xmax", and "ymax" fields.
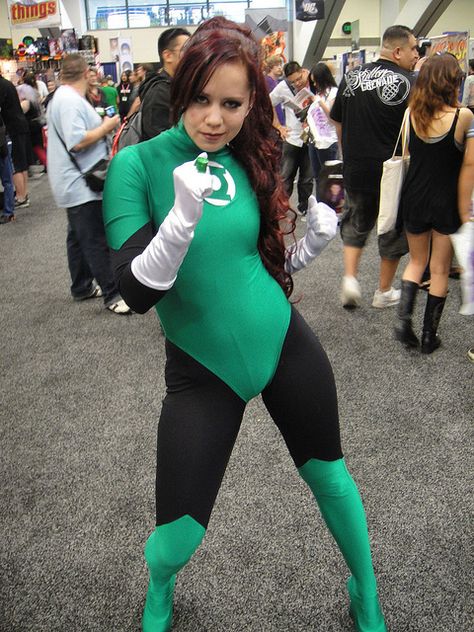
[{"xmin": 155, "ymin": 307, "xmax": 343, "ymax": 529}]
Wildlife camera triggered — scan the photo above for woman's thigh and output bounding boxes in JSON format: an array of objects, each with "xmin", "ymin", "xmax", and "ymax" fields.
[
  {"xmin": 429, "ymin": 230, "xmax": 453, "ymax": 277},
  {"xmin": 261, "ymin": 308, "xmax": 343, "ymax": 468},
  {"xmin": 155, "ymin": 340, "xmax": 246, "ymax": 529},
  {"xmin": 406, "ymin": 231, "xmax": 431, "ymax": 268}
]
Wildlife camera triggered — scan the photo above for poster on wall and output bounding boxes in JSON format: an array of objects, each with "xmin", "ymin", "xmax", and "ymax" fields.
[
  {"xmin": 118, "ymin": 39, "xmax": 133, "ymax": 73},
  {"xmin": 60, "ymin": 29, "xmax": 78, "ymax": 54},
  {"xmin": 295, "ymin": 0, "xmax": 325, "ymax": 22},
  {"xmin": 429, "ymin": 32, "xmax": 469, "ymax": 74},
  {"xmin": 245, "ymin": 8, "xmax": 289, "ymax": 64},
  {"xmin": 342, "ymin": 50, "xmax": 366, "ymax": 74},
  {"xmin": 8, "ymin": 0, "xmax": 61, "ymax": 28}
]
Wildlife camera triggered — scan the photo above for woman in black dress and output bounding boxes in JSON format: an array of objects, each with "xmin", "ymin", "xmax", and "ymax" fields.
[{"xmin": 395, "ymin": 54, "xmax": 473, "ymax": 353}]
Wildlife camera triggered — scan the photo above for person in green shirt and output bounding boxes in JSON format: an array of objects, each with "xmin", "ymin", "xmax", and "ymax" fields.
[
  {"xmin": 103, "ymin": 17, "xmax": 387, "ymax": 632},
  {"xmin": 100, "ymin": 75, "xmax": 119, "ymax": 114}
]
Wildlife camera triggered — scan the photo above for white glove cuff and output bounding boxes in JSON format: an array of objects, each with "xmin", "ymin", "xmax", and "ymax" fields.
[
  {"xmin": 131, "ymin": 208, "xmax": 197, "ymax": 290},
  {"xmin": 284, "ymin": 232, "xmax": 330, "ymax": 274}
]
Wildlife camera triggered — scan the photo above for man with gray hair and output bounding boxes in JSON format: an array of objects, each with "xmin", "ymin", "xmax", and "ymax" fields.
[
  {"xmin": 47, "ymin": 54, "xmax": 131, "ymax": 314},
  {"xmin": 331, "ymin": 25, "xmax": 419, "ymax": 309}
]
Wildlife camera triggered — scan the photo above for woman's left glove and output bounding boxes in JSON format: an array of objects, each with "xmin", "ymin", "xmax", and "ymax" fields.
[{"xmin": 285, "ymin": 195, "xmax": 338, "ymax": 274}]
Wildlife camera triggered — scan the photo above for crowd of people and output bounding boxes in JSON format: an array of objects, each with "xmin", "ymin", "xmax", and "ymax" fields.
[{"xmin": 1, "ymin": 17, "xmax": 473, "ymax": 632}]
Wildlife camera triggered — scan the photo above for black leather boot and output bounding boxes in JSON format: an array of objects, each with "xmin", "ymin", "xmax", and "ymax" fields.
[
  {"xmin": 421, "ymin": 294, "xmax": 446, "ymax": 354},
  {"xmin": 394, "ymin": 280, "xmax": 419, "ymax": 347}
]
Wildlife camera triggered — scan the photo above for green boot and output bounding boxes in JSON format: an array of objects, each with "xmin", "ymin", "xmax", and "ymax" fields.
[
  {"xmin": 142, "ymin": 572, "xmax": 175, "ymax": 632},
  {"xmin": 348, "ymin": 576, "xmax": 387, "ymax": 632},
  {"xmin": 142, "ymin": 515, "xmax": 206, "ymax": 632},
  {"xmin": 299, "ymin": 458, "xmax": 387, "ymax": 632}
]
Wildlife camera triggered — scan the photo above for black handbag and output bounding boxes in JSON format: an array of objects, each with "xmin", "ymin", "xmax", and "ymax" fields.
[
  {"xmin": 49, "ymin": 115, "xmax": 110, "ymax": 192},
  {"xmin": 83, "ymin": 158, "xmax": 110, "ymax": 192}
]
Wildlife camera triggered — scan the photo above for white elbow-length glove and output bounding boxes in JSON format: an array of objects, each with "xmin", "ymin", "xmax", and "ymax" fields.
[
  {"xmin": 131, "ymin": 153, "xmax": 217, "ymax": 290},
  {"xmin": 285, "ymin": 195, "xmax": 338, "ymax": 274}
]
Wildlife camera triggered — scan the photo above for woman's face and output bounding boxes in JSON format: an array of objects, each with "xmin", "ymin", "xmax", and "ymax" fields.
[
  {"xmin": 121, "ymin": 72, "xmax": 127, "ymax": 82},
  {"xmin": 183, "ymin": 62, "xmax": 252, "ymax": 153}
]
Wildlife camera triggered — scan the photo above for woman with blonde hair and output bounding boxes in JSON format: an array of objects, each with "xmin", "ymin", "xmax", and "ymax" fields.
[{"xmin": 395, "ymin": 54, "xmax": 473, "ymax": 353}]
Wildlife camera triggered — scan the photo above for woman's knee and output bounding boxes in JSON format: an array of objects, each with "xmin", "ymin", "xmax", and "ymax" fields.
[
  {"xmin": 145, "ymin": 515, "xmax": 206, "ymax": 579},
  {"xmin": 298, "ymin": 458, "xmax": 355, "ymax": 497}
]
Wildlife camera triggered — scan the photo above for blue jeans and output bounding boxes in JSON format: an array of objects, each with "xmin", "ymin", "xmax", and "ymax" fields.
[
  {"xmin": 0, "ymin": 140, "xmax": 15, "ymax": 217},
  {"xmin": 66, "ymin": 200, "xmax": 120, "ymax": 306},
  {"xmin": 308, "ymin": 142, "xmax": 338, "ymax": 184}
]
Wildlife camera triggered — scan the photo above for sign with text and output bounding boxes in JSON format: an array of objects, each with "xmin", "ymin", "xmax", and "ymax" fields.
[
  {"xmin": 429, "ymin": 32, "xmax": 469, "ymax": 74},
  {"xmin": 295, "ymin": 0, "xmax": 324, "ymax": 22},
  {"xmin": 8, "ymin": 1, "xmax": 61, "ymax": 28}
]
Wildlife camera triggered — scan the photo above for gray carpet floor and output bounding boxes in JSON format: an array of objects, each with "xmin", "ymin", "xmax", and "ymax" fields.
[{"xmin": 1, "ymin": 174, "xmax": 472, "ymax": 632}]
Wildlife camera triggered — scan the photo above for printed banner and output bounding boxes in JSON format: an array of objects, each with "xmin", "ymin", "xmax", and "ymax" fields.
[
  {"xmin": 8, "ymin": 1, "xmax": 61, "ymax": 28},
  {"xmin": 295, "ymin": 0, "xmax": 325, "ymax": 22},
  {"xmin": 428, "ymin": 32, "xmax": 469, "ymax": 75}
]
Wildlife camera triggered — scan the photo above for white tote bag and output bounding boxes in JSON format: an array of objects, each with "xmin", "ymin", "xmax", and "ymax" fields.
[
  {"xmin": 450, "ymin": 219, "xmax": 474, "ymax": 315},
  {"xmin": 377, "ymin": 109, "xmax": 410, "ymax": 235}
]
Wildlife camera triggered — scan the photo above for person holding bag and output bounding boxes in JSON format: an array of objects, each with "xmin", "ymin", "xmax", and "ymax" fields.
[
  {"xmin": 394, "ymin": 54, "xmax": 473, "ymax": 353},
  {"xmin": 306, "ymin": 62, "xmax": 339, "ymax": 196}
]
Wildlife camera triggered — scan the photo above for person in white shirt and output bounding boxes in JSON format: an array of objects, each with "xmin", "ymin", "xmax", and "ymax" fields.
[
  {"xmin": 270, "ymin": 61, "xmax": 314, "ymax": 216},
  {"xmin": 35, "ymin": 76, "xmax": 49, "ymax": 103},
  {"xmin": 306, "ymin": 62, "xmax": 339, "ymax": 195},
  {"xmin": 461, "ymin": 59, "xmax": 474, "ymax": 114}
]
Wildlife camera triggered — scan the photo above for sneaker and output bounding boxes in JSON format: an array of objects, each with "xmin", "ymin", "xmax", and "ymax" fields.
[
  {"xmin": 106, "ymin": 299, "xmax": 132, "ymax": 314},
  {"xmin": 372, "ymin": 286, "xmax": 401, "ymax": 308},
  {"xmin": 74, "ymin": 281, "xmax": 103, "ymax": 301},
  {"xmin": 341, "ymin": 275, "xmax": 361, "ymax": 309},
  {"xmin": 0, "ymin": 213, "xmax": 15, "ymax": 224},
  {"xmin": 468, "ymin": 348, "xmax": 474, "ymax": 363},
  {"xmin": 15, "ymin": 196, "xmax": 30, "ymax": 209}
]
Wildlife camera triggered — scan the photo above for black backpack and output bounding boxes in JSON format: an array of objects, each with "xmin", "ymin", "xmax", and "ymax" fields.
[
  {"xmin": 112, "ymin": 73, "xmax": 168, "ymax": 156},
  {"xmin": 112, "ymin": 109, "xmax": 142, "ymax": 155}
]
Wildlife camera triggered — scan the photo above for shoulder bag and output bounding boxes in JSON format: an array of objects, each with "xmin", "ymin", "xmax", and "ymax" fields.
[
  {"xmin": 377, "ymin": 108, "xmax": 410, "ymax": 235},
  {"xmin": 49, "ymin": 112, "xmax": 110, "ymax": 193}
]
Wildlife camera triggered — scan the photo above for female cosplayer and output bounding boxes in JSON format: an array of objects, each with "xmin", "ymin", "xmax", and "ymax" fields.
[{"xmin": 103, "ymin": 18, "xmax": 387, "ymax": 632}]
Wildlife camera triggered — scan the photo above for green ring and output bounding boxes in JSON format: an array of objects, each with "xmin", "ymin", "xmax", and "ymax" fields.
[{"xmin": 195, "ymin": 157, "xmax": 208, "ymax": 173}]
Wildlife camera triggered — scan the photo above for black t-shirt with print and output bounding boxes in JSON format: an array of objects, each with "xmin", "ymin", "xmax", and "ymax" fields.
[{"xmin": 331, "ymin": 59, "xmax": 415, "ymax": 191}]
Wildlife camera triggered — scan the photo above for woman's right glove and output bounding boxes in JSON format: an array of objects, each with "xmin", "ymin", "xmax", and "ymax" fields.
[
  {"xmin": 131, "ymin": 153, "xmax": 217, "ymax": 290},
  {"xmin": 285, "ymin": 195, "xmax": 338, "ymax": 274}
]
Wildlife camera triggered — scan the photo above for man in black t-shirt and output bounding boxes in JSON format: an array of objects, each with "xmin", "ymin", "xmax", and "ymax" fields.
[{"xmin": 331, "ymin": 25, "xmax": 418, "ymax": 309}]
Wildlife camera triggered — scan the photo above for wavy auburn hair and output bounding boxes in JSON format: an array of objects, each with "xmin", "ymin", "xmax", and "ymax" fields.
[
  {"xmin": 409, "ymin": 54, "xmax": 463, "ymax": 137},
  {"xmin": 171, "ymin": 17, "xmax": 296, "ymax": 297}
]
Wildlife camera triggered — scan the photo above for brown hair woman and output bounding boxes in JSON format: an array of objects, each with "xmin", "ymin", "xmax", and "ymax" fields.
[{"xmin": 395, "ymin": 54, "xmax": 473, "ymax": 353}]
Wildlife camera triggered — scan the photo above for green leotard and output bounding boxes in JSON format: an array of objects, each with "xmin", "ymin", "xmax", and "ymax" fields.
[{"xmin": 103, "ymin": 120, "xmax": 291, "ymax": 402}]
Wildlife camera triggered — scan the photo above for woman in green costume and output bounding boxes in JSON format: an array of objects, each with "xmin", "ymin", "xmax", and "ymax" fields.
[{"xmin": 103, "ymin": 17, "xmax": 387, "ymax": 632}]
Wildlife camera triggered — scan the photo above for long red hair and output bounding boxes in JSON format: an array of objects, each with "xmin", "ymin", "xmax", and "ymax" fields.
[
  {"xmin": 171, "ymin": 17, "xmax": 296, "ymax": 297},
  {"xmin": 409, "ymin": 54, "xmax": 463, "ymax": 136}
]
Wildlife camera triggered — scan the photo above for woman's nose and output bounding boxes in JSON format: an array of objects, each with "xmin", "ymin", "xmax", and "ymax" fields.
[{"xmin": 205, "ymin": 104, "xmax": 223, "ymax": 127}]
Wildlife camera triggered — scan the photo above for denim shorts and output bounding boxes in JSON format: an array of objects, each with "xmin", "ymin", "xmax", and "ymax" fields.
[{"xmin": 340, "ymin": 188, "xmax": 408, "ymax": 260}]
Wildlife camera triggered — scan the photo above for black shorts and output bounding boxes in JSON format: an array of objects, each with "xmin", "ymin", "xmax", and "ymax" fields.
[
  {"xmin": 10, "ymin": 133, "xmax": 30, "ymax": 173},
  {"xmin": 340, "ymin": 188, "xmax": 408, "ymax": 259}
]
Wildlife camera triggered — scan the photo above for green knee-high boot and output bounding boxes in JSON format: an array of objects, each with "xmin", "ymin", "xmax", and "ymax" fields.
[
  {"xmin": 142, "ymin": 515, "xmax": 206, "ymax": 632},
  {"xmin": 299, "ymin": 458, "xmax": 387, "ymax": 632}
]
